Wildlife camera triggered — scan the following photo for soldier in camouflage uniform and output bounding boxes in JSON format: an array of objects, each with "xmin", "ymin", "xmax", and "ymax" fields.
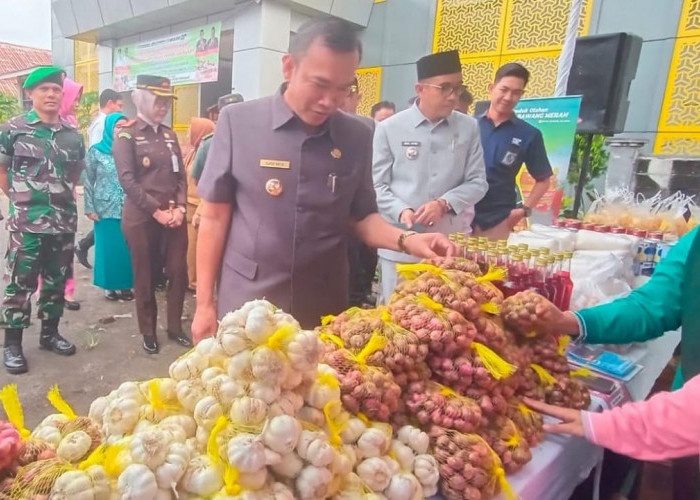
[{"xmin": 0, "ymin": 66, "xmax": 85, "ymax": 374}]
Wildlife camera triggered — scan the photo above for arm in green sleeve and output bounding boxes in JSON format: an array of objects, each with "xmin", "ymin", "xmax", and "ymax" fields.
[{"xmin": 575, "ymin": 227, "xmax": 697, "ymax": 345}]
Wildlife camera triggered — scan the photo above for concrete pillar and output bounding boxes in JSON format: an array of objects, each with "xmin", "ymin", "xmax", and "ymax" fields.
[
  {"xmin": 97, "ymin": 44, "xmax": 114, "ymax": 93},
  {"xmin": 232, "ymin": 0, "xmax": 291, "ymax": 100}
]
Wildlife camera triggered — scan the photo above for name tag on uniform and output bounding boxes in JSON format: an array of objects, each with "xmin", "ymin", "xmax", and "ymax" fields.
[
  {"xmin": 259, "ymin": 159, "xmax": 290, "ymax": 169},
  {"xmin": 401, "ymin": 141, "xmax": 421, "ymax": 147}
]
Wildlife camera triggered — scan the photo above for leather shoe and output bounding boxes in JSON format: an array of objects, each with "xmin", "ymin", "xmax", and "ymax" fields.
[
  {"xmin": 39, "ymin": 333, "xmax": 76, "ymax": 356},
  {"xmin": 167, "ymin": 331, "xmax": 193, "ymax": 348},
  {"xmin": 4, "ymin": 345, "xmax": 28, "ymax": 374},
  {"xmin": 143, "ymin": 335, "xmax": 159, "ymax": 354},
  {"xmin": 65, "ymin": 300, "xmax": 81, "ymax": 311},
  {"xmin": 75, "ymin": 244, "xmax": 92, "ymax": 269},
  {"xmin": 104, "ymin": 290, "xmax": 120, "ymax": 301},
  {"xmin": 119, "ymin": 290, "xmax": 134, "ymax": 301}
]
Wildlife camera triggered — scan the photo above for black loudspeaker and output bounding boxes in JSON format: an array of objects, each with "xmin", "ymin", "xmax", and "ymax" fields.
[{"xmin": 566, "ymin": 33, "xmax": 642, "ymax": 135}]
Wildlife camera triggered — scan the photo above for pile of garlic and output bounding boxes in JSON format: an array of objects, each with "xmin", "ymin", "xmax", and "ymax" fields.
[{"xmin": 37, "ymin": 300, "xmax": 434, "ymax": 499}]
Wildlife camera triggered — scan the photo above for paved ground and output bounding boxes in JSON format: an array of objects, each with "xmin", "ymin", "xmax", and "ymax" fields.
[{"xmin": 0, "ymin": 191, "xmax": 195, "ymax": 427}]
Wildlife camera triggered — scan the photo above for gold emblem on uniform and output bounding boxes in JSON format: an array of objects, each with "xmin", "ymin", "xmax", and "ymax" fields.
[
  {"xmin": 164, "ymin": 132, "xmax": 171, "ymax": 139},
  {"xmin": 142, "ymin": 156, "xmax": 151, "ymax": 168},
  {"xmin": 331, "ymin": 148, "xmax": 342, "ymax": 159},
  {"xmin": 265, "ymin": 178, "xmax": 283, "ymax": 197},
  {"xmin": 406, "ymin": 146, "xmax": 419, "ymax": 160}
]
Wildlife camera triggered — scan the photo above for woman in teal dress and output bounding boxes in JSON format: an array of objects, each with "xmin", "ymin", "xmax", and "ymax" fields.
[{"xmin": 84, "ymin": 113, "xmax": 134, "ymax": 300}]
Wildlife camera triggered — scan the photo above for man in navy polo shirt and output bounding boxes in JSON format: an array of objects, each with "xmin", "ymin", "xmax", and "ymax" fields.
[{"xmin": 473, "ymin": 63, "xmax": 553, "ymax": 240}]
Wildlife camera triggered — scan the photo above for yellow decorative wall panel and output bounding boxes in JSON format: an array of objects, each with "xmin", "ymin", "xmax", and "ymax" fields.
[
  {"xmin": 505, "ymin": 0, "xmax": 571, "ymax": 53},
  {"xmin": 433, "ymin": 0, "xmax": 595, "ymax": 103},
  {"xmin": 680, "ymin": 0, "xmax": 700, "ymax": 35},
  {"xmin": 655, "ymin": 134, "xmax": 700, "ymax": 156},
  {"xmin": 655, "ymin": 0, "xmax": 700, "ymax": 155},
  {"xmin": 356, "ymin": 67, "xmax": 382, "ymax": 117},
  {"xmin": 460, "ymin": 57, "xmax": 498, "ymax": 103},
  {"xmin": 433, "ymin": 0, "xmax": 508, "ymax": 56}
]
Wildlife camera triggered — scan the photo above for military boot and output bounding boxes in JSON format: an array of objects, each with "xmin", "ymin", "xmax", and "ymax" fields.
[
  {"xmin": 4, "ymin": 328, "xmax": 28, "ymax": 374},
  {"xmin": 39, "ymin": 318, "xmax": 76, "ymax": 356}
]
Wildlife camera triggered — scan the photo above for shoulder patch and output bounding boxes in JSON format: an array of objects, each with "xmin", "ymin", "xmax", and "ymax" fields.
[{"xmin": 118, "ymin": 132, "xmax": 132, "ymax": 139}]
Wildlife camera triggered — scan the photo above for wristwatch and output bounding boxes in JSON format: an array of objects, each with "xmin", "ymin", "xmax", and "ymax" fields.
[{"xmin": 398, "ymin": 231, "xmax": 418, "ymax": 254}]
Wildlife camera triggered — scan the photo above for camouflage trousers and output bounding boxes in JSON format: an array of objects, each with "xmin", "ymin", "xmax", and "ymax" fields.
[{"xmin": 1, "ymin": 232, "xmax": 75, "ymax": 328}]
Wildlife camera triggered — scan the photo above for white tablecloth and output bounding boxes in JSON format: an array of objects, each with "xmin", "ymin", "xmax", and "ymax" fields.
[{"xmin": 494, "ymin": 330, "xmax": 682, "ymax": 500}]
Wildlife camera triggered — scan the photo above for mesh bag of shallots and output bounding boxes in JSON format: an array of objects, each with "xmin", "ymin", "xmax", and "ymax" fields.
[
  {"xmin": 480, "ymin": 415, "xmax": 533, "ymax": 474},
  {"xmin": 403, "ymin": 382, "xmax": 482, "ymax": 434},
  {"xmin": 429, "ymin": 426, "xmax": 515, "ymax": 500}
]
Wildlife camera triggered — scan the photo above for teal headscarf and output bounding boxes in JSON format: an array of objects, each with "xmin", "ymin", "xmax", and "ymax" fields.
[{"xmin": 93, "ymin": 112, "xmax": 127, "ymax": 155}]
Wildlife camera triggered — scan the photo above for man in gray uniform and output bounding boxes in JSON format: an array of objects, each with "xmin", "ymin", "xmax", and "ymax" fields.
[
  {"xmin": 373, "ymin": 50, "xmax": 488, "ymax": 303},
  {"xmin": 193, "ymin": 18, "xmax": 455, "ymax": 337}
]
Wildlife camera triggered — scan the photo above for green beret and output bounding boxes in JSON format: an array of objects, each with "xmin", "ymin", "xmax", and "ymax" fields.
[{"xmin": 23, "ymin": 66, "xmax": 65, "ymax": 89}]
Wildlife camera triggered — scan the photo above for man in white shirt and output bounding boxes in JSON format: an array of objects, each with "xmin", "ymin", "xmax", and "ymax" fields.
[
  {"xmin": 372, "ymin": 50, "xmax": 488, "ymax": 303},
  {"xmin": 87, "ymin": 89, "xmax": 123, "ymax": 147},
  {"xmin": 77, "ymin": 89, "xmax": 124, "ymax": 269}
]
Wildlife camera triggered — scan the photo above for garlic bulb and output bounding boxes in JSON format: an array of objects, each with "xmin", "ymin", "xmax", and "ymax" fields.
[
  {"xmin": 356, "ymin": 457, "xmax": 392, "ymax": 492},
  {"xmin": 382, "ymin": 456, "xmax": 400, "ymax": 476},
  {"xmin": 169, "ymin": 350, "xmax": 207, "ymax": 381},
  {"xmin": 384, "ymin": 473, "xmax": 422, "ymax": 500},
  {"xmin": 390, "ymin": 439, "xmax": 415, "ymax": 471},
  {"xmin": 238, "ymin": 467, "xmax": 268, "ymax": 490},
  {"xmin": 85, "ymin": 465, "xmax": 110, "ymax": 500},
  {"xmin": 176, "ymin": 379, "xmax": 207, "ymax": 413},
  {"xmin": 217, "ymin": 329, "xmax": 248, "ymax": 356},
  {"xmin": 37, "ymin": 413, "xmax": 70, "ymax": 429},
  {"xmin": 50, "ymin": 470, "xmax": 95, "ymax": 500},
  {"xmin": 305, "ymin": 377, "xmax": 341, "ymax": 410},
  {"xmin": 201, "ymin": 366, "xmax": 225, "ymax": 385},
  {"xmin": 244, "ymin": 305, "xmax": 276, "ymax": 343},
  {"xmin": 280, "ymin": 366, "xmax": 303, "ymax": 390},
  {"xmin": 57, "ymin": 430, "xmax": 92, "ymax": 463},
  {"xmin": 229, "ymin": 397, "xmax": 269, "ymax": 426},
  {"xmin": 180, "ymin": 455, "xmax": 224, "ymax": 496},
  {"xmin": 193, "ymin": 396, "xmax": 224, "ymax": 431},
  {"xmin": 195, "ymin": 336, "xmax": 228, "ymax": 367},
  {"xmin": 271, "ymin": 452, "xmax": 304, "ymax": 478},
  {"xmin": 130, "ymin": 427, "xmax": 171, "ymax": 470},
  {"xmin": 296, "ymin": 465, "xmax": 333, "ymax": 500},
  {"xmin": 117, "ymin": 463, "xmax": 158, "ymax": 500},
  {"xmin": 226, "ymin": 349, "xmax": 253, "ymax": 380},
  {"xmin": 413, "ymin": 454, "xmax": 439, "ymax": 494},
  {"xmin": 297, "ymin": 430, "xmax": 335, "ymax": 468},
  {"xmin": 160, "ymin": 414, "xmax": 197, "ymax": 440},
  {"xmin": 31, "ymin": 424, "xmax": 62, "ymax": 447},
  {"xmin": 357, "ymin": 428, "xmax": 390, "ymax": 459},
  {"xmin": 397, "ymin": 425, "xmax": 429, "ymax": 455},
  {"xmin": 116, "ymin": 381, "xmax": 147, "ymax": 405},
  {"xmin": 286, "ymin": 330, "xmax": 321, "ymax": 372},
  {"xmin": 205, "ymin": 374, "xmax": 245, "ymax": 409},
  {"xmin": 88, "ymin": 396, "xmax": 110, "ymax": 425},
  {"xmin": 155, "ymin": 442, "xmax": 189, "ymax": 490},
  {"xmin": 340, "ymin": 417, "xmax": 367, "ymax": 445},
  {"xmin": 102, "ymin": 397, "xmax": 140, "ymax": 437},
  {"xmin": 262, "ymin": 415, "xmax": 301, "ymax": 455},
  {"xmin": 271, "ymin": 482, "xmax": 296, "ymax": 500},
  {"xmin": 270, "ymin": 391, "xmax": 304, "ymax": 417},
  {"xmin": 297, "ymin": 406, "xmax": 325, "ymax": 428},
  {"xmin": 251, "ymin": 346, "xmax": 288, "ymax": 385},
  {"xmin": 249, "ymin": 381, "xmax": 281, "ymax": 405},
  {"xmin": 227, "ymin": 433, "xmax": 267, "ymax": 473}
]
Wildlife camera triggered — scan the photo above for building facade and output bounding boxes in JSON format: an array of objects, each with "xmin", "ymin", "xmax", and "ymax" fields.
[{"xmin": 52, "ymin": 0, "xmax": 697, "ymax": 156}]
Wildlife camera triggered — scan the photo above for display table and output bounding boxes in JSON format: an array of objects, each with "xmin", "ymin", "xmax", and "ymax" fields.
[{"xmin": 496, "ymin": 330, "xmax": 681, "ymax": 500}]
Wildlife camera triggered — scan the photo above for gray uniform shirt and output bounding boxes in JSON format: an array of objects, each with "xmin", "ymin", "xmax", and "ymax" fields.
[
  {"xmin": 197, "ymin": 89, "xmax": 378, "ymax": 328},
  {"xmin": 373, "ymin": 103, "xmax": 488, "ymax": 262}
]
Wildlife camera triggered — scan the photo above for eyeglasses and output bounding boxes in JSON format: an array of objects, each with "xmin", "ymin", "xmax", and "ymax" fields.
[{"xmin": 422, "ymin": 82, "xmax": 464, "ymax": 97}]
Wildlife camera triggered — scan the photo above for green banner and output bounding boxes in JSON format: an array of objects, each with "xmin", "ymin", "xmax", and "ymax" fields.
[{"xmin": 113, "ymin": 22, "xmax": 222, "ymax": 91}]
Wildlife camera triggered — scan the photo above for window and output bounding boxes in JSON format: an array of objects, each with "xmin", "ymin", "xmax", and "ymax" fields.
[{"xmin": 74, "ymin": 41, "xmax": 98, "ymax": 92}]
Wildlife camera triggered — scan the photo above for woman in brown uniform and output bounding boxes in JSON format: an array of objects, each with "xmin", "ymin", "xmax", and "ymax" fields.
[{"xmin": 113, "ymin": 75, "xmax": 191, "ymax": 354}]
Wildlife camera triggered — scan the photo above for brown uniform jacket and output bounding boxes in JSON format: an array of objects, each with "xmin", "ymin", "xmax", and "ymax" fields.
[
  {"xmin": 197, "ymin": 89, "xmax": 378, "ymax": 328},
  {"xmin": 113, "ymin": 118, "xmax": 187, "ymax": 223}
]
